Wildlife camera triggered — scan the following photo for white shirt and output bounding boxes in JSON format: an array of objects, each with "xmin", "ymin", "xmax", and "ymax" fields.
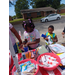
[{"xmin": 9, "ymin": 23, "xmax": 16, "ymax": 46}]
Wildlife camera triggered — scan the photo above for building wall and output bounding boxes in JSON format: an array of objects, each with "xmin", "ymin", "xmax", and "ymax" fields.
[
  {"xmin": 57, "ymin": 9, "xmax": 65, "ymax": 14},
  {"xmin": 31, "ymin": 12, "xmax": 37, "ymax": 18},
  {"xmin": 23, "ymin": 12, "xmax": 37, "ymax": 19},
  {"xmin": 23, "ymin": 13, "xmax": 27, "ymax": 19},
  {"xmin": 23, "ymin": 12, "xmax": 43, "ymax": 19},
  {"xmin": 41, "ymin": 11, "xmax": 44, "ymax": 16},
  {"xmin": 23, "ymin": 11, "xmax": 55, "ymax": 19}
]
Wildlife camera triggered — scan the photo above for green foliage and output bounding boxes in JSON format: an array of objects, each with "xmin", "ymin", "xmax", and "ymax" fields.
[
  {"xmin": 30, "ymin": 0, "xmax": 61, "ymax": 9},
  {"xmin": 60, "ymin": 13, "xmax": 65, "ymax": 15},
  {"xmin": 12, "ymin": 15, "xmax": 17, "ymax": 19},
  {"xmin": 15, "ymin": 0, "xmax": 29, "ymax": 18},
  {"xmin": 58, "ymin": 4, "xmax": 65, "ymax": 8}
]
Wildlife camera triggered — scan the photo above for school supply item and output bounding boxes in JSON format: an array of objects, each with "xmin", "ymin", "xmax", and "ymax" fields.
[
  {"xmin": 39, "ymin": 55, "xmax": 59, "ymax": 68},
  {"xmin": 45, "ymin": 32, "xmax": 56, "ymax": 44},
  {"xmin": 37, "ymin": 53, "xmax": 61, "ymax": 71},
  {"xmin": 12, "ymin": 59, "xmax": 39, "ymax": 75},
  {"xmin": 41, "ymin": 34, "xmax": 53, "ymax": 45},
  {"xmin": 41, "ymin": 34, "xmax": 46, "ymax": 38},
  {"xmin": 36, "ymin": 45, "xmax": 48, "ymax": 55},
  {"xmin": 23, "ymin": 46, "xmax": 28, "ymax": 52},
  {"xmin": 57, "ymin": 53, "xmax": 65, "ymax": 66},
  {"xmin": 48, "ymin": 44, "xmax": 65, "ymax": 54}
]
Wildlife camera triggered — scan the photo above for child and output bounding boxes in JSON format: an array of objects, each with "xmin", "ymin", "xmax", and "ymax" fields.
[
  {"xmin": 44, "ymin": 25, "xmax": 58, "ymax": 44},
  {"xmin": 21, "ymin": 19, "xmax": 40, "ymax": 50}
]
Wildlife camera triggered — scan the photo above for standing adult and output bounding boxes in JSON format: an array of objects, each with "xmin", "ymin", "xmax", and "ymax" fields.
[
  {"xmin": 9, "ymin": 23, "xmax": 22, "ymax": 53},
  {"xmin": 62, "ymin": 27, "xmax": 65, "ymax": 38}
]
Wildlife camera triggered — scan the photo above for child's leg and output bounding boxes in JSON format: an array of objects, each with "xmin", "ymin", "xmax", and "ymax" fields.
[
  {"xmin": 28, "ymin": 44, "xmax": 41, "ymax": 50},
  {"xmin": 28, "ymin": 46, "xmax": 35, "ymax": 50}
]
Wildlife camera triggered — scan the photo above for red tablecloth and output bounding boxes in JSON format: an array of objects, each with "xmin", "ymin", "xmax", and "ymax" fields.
[
  {"xmin": 37, "ymin": 66, "xmax": 64, "ymax": 75},
  {"xmin": 9, "ymin": 50, "xmax": 65, "ymax": 75}
]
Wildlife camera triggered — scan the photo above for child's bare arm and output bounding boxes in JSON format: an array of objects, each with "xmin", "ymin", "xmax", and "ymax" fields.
[
  {"xmin": 44, "ymin": 37, "xmax": 48, "ymax": 41},
  {"xmin": 43, "ymin": 33, "xmax": 48, "ymax": 41},
  {"xmin": 52, "ymin": 35, "xmax": 58, "ymax": 42},
  {"xmin": 23, "ymin": 39, "xmax": 28, "ymax": 44},
  {"xmin": 26, "ymin": 38, "xmax": 40, "ymax": 46},
  {"xmin": 19, "ymin": 39, "xmax": 27, "ymax": 49}
]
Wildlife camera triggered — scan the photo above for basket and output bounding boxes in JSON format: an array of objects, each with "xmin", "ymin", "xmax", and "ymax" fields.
[
  {"xmin": 37, "ymin": 53, "xmax": 61, "ymax": 71},
  {"xmin": 12, "ymin": 59, "xmax": 39, "ymax": 75}
]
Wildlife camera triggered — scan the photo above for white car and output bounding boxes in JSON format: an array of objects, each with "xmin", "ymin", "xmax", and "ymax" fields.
[{"xmin": 40, "ymin": 14, "xmax": 61, "ymax": 22}]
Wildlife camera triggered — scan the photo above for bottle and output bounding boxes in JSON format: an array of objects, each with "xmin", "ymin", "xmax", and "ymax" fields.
[
  {"xmin": 48, "ymin": 36, "xmax": 53, "ymax": 45},
  {"xmin": 24, "ymin": 46, "xmax": 28, "ymax": 52}
]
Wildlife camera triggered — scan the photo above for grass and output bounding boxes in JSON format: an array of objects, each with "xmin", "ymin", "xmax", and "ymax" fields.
[
  {"xmin": 9, "ymin": 16, "xmax": 44, "ymax": 23},
  {"xmin": 60, "ymin": 13, "xmax": 65, "ymax": 15},
  {"xmin": 9, "ymin": 13, "xmax": 65, "ymax": 23},
  {"xmin": 9, "ymin": 18, "xmax": 24, "ymax": 23},
  {"xmin": 32, "ymin": 16, "xmax": 44, "ymax": 20}
]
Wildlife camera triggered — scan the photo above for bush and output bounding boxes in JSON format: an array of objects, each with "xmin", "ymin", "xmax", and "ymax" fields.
[
  {"xmin": 39, "ymin": 15, "xmax": 41, "ymax": 17},
  {"xmin": 26, "ymin": 17, "xmax": 28, "ymax": 19}
]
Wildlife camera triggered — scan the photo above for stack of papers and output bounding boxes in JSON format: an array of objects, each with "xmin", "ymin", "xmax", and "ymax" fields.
[
  {"xmin": 58, "ymin": 53, "xmax": 65, "ymax": 66},
  {"xmin": 49, "ymin": 44, "xmax": 65, "ymax": 54}
]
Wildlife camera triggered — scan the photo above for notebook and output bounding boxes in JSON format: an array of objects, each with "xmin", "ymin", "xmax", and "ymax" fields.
[
  {"xmin": 58, "ymin": 53, "xmax": 65, "ymax": 66},
  {"xmin": 49, "ymin": 44, "xmax": 65, "ymax": 54},
  {"xmin": 36, "ymin": 45, "xmax": 48, "ymax": 55}
]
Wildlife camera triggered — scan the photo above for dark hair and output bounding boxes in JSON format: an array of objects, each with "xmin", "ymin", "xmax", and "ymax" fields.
[
  {"xmin": 22, "ymin": 18, "xmax": 35, "ymax": 31},
  {"xmin": 48, "ymin": 25, "xmax": 54, "ymax": 30}
]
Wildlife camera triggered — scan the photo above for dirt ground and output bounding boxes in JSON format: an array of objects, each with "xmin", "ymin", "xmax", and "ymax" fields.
[{"xmin": 12, "ymin": 16, "xmax": 65, "ymax": 45}]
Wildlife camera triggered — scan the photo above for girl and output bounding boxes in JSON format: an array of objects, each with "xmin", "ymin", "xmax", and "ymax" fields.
[
  {"xmin": 44, "ymin": 25, "xmax": 58, "ymax": 44},
  {"xmin": 21, "ymin": 19, "xmax": 40, "ymax": 50}
]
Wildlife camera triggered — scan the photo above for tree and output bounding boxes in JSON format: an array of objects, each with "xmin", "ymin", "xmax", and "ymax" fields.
[
  {"xmin": 12, "ymin": 15, "xmax": 17, "ymax": 19},
  {"xmin": 15, "ymin": 0, "xmax": 29, "ymax": 18},
  {"xmin": 9, "ymin": 1, "xmax": 14, "ymax": 7},
  {"xmin": 58, "ymin": 3, "xmax": 65, "ymax": 8},
  {"xmin": 9, "ymin": 0, "xmax": 17, "ymax": 7},
  {"xmin": 30, "ymin": 0, "xmax": 61, "ymax": 9},
  {"xmin": 52, "ymin": 0, "xmax": 61, "ymax": 9}
]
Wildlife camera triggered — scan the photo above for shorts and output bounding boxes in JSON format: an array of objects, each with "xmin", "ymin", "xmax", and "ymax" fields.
[
  {"xmin": 13, "ymin": 43, "xmax": 18, "ymax": 53},
  {"xmin": 28, "ymin": 43, "xmax": 41, "ymax": 50}
]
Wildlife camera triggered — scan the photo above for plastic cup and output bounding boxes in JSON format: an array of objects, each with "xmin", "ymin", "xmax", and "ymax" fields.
[
  {"xmin": 41, "ymin": 34, "xmax": 46, "ymax": 38},
  {"xmin": 24, "ymin": 47, "xmax": 28, "ymax": 52}
]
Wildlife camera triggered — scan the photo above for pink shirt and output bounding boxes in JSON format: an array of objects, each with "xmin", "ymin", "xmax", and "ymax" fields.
[
  {"xmin": 9, "ymin": 23, "xmax": 16, "ymax": 46},
  {"xmin": 24, "ymin": 29, "xmax": 40, "ymax": 48}
]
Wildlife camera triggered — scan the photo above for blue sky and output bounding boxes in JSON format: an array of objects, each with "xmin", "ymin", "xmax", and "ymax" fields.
[{"xmin": 9, "ymin": 0, "xmax": 65, "ymax": 16}]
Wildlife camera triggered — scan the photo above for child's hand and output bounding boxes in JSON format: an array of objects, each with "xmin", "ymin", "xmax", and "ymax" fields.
[
  {"xmin": 52, "ymin": 39, "xmax": 57, "ymax": 42},
  {"xmin": 25, "ymin": 42, "xmax": 29, "ymax": 46},
  {"xmin": 62, "ymin": 32, "xmax": 65, "ymax": 35},
  {"xmin": 62, "ymin": 32, "xmax": 65, "ymax": 38},
  {"xmin": 18, "ymin": 41, "xmax": 22, "ymax": 45},
  {"xmin": 44, "ymin": 37, "xmax": 48, "ymax": 41},
  {"xmin": 19, "ymin": 44, "xmax": 24, "ymax": 50}
]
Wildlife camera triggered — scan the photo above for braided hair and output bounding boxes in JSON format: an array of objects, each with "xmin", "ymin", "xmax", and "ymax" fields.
[{"xmin": 22, "ymin": 18, "xmax": 35, "ymax": 31}]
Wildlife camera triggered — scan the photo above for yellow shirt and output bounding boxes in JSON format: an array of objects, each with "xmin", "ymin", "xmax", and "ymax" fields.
[
  {"xmin": 46, "ymin": 32, "xmax": 56, "ymax": 39},
  {"xmin": 45, "ymin": 32, "xmax": 56, "ymax": 45}
]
